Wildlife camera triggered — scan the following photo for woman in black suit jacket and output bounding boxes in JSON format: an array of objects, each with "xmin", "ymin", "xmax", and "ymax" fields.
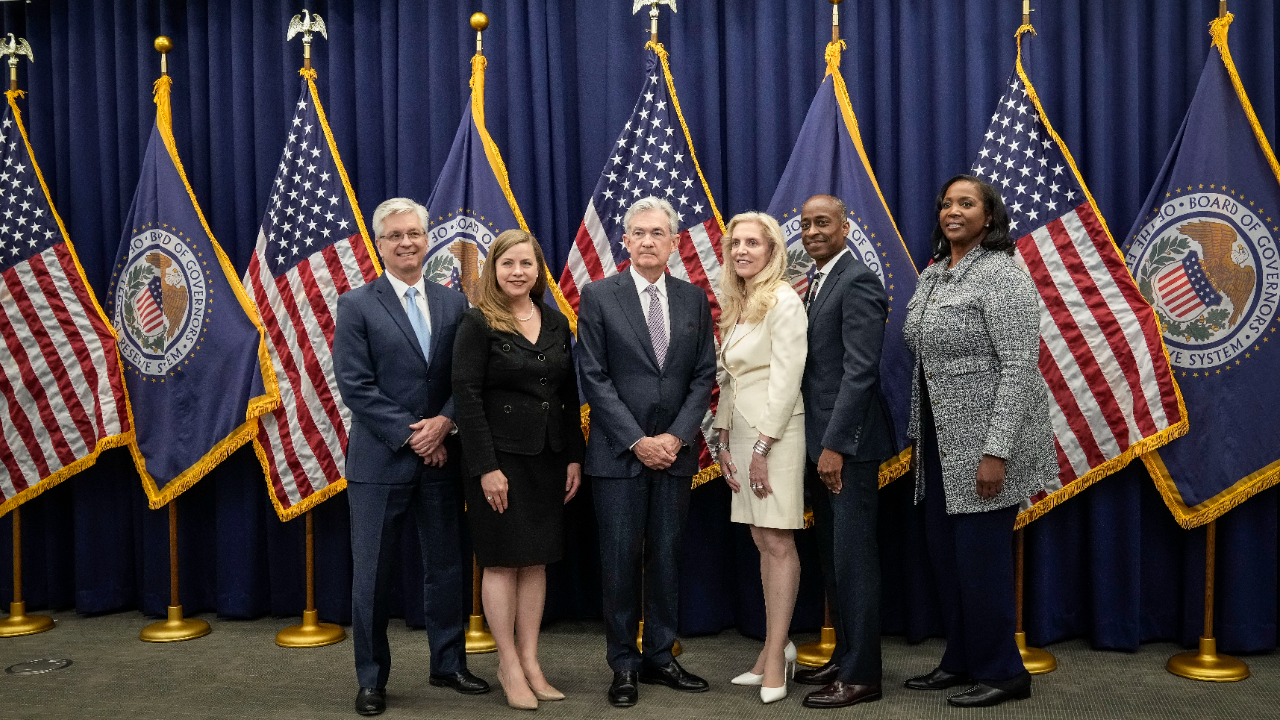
[{"xmin": 453, "ymin": 229, "xmax": 584, "ymax": 710}]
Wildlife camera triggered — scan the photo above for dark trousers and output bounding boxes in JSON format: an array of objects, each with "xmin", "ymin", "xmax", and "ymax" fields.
[
  {"xmin": 591, "ymin": 469, "xmax": 692, "ymax": 672},
  {"xmin": 921, "ymin": 408, "xmax": 1029, "ymax": 688},
  {"xmin": 807, "ymin": 458, "xmax": 882, "ymax": 684},
  {"xmin": 348, "ymin": 476, "xmax": 468, "ymax": 690}
]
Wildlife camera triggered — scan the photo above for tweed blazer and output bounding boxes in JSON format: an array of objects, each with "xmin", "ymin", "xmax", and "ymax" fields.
[{"xmin": 903, "ymin": 246, "xmax": 1055, "ymax": 514}]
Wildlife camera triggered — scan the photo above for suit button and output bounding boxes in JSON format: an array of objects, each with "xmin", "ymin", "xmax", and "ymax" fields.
[
  {"xmin": 539, "ymin": 377, "xmax": 547, "ymax": 385},
  {"xmin": 502, "ymin": 343, "xmax": 511, "ymax": 352},
  {"xmin": 537, "ymin": 354, "xmax": 546, "ymax": 361},
  {"xmin": 927, "ymin": 373, "xmax": 933, "ymax": 379},
  {"xmin": 541, "ymin": 402, "xmax": 550, "ymax": 410},
  {"xmin": 503, "ymin": 405, "xmax": 512, "ymax": 413},
  {"xmin": 941, "ymin": 450, "xmax": 947, "ymax": 457}
]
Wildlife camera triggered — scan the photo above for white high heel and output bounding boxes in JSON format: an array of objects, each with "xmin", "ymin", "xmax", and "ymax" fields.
[
  {"xmin": 760, "ymin": 683, "xmax": 788, "ymax": 704},
  {"xmin": 733, "ymin": 641, "xmax": 796, "ymax": 689}
]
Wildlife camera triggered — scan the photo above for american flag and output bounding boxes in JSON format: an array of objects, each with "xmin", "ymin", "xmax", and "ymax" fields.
[
  {"xmin": 245, "ymin": 75, "xmax": 380, "ymax": 521},
  {"xmin": 559, "ymin": 44, "xmax": 724, "ymax": 317},
  {"xmin": 0, "ymin": 97, "xmax": 130, "ymax": 513},
  {"xmin": 971, "ymin": 65, "xmax": 1185, "ymax": 525},
  {"xmin": 1153, "ymin": 251, "xmax": 1221, "ymax": 321},
  {"xmin": 557, "ymin": 43, "xmax": 725, "ymax": 481}
]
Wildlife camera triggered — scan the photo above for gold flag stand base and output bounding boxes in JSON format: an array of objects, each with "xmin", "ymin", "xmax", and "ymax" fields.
[
  {"xmin": 0, "ymin": 601, "xmax": 54, "ymax": 637},
  {"xmin": 140, "ymin": 605, "xmax": 211, "ymax": 643},
  {"xmin": 796, "ymin": 625, "xmax": 836, "ymax": 668},
  {"xmin": 1166, "ymin": 521, "xmax": 1249, "ymax": 682},
  {"xmin": 276, "ymin": 609, "xmax": 344, "ymax": 648},
  {"xmin": 465, "ymin": 614, "xmax": 497, "ymax": 653},
  {"xmin": 1015, "ymin": 631, "xmax": 1057, "ymax": 674},
  {"xmin": 1167, "ymin": 637, "xmax": 1249, "ymax": 682},
  {"xmin": 636, "ymin": 620, "xmax": 682, "ymax": 656}
]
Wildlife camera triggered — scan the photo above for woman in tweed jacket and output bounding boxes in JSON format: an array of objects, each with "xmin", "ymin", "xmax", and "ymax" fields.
[{"xmin": 901, "ymin": 175, "xmax": 1055, "ymax": 709}]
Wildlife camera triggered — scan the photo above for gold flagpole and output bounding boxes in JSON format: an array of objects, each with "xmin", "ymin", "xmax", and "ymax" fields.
[
  {"xmin": 140, "ymin": 494, "xmax": 211, "ymax": 641},
  {"xmin": 0, "ymin": 507, "xmax": 55, "ymax": 637},
  {"xmin": 1014, "ymin": 528, "xmax": 1055, "ymax": 673},
  {"xmin": 274, "ymin": 11, "xmax": 344, "ymax": 649},
  {"xmin": 1166, "ymin": 519, "xmax": 1249, "ymax": 681},
  {"xmin": 276, "ymin": 510, "xmax": 344, "ymax": 647},
  {"xmin": 794, "ymin": 0, "xmax": 845, "ymax": 669},
  {"xmin": 0, "ymin": 40, "xmax": 53, "ymax": 640},
  {"xmin": 458, "ymin": 12, "xmax": 498, "ymax": 656}
]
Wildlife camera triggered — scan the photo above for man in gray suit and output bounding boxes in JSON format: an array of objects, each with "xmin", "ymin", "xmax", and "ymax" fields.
[
  {"xmin": 576, "ymin": 196, "xmax": 717, "ymax": 708},
  {"xmin": 333, "ymin": 198, "xmax": 489, "ymax": 716},
  {"xmin": 793, "ymin": 194, "xmax": 895, "ymax": 709}
]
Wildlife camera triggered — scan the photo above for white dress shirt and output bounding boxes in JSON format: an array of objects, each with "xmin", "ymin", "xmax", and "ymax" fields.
[
  {"xmin": 630, "ymin": 265, "xmax": 669, "ymax": 344},
  {"xmin": 384, "ymin": 272, "xmax": 432, "ymax": 332},
  {"xmin": 808, "ymin": 247, "xmax": 850, "ymax": 307}
]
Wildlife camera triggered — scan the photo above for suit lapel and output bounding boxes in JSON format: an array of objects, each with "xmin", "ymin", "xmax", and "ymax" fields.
[
  {"xmin": 375, "ymin": 275, "xmax": 428, "ymax": 365},
  {"xmin": 614, "ymin": 271, "xmax": 661, "ymax": 370},
  {"xmin": 808, "ymin": 252, "xmax": 851, "ymax": 327}
]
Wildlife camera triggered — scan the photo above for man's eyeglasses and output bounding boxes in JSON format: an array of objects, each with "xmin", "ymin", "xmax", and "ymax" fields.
[{"xmin": 379, "ymin": 230, "xmax": 426, "ymax": 242}]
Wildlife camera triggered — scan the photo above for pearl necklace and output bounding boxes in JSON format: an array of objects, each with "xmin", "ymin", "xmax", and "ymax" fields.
[{"xmin": 515, "ymin": 303, "xmax": 537, "ymax": 322}]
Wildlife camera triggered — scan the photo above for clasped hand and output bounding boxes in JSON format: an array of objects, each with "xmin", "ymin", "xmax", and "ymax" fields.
[
  {"xmin": 633, "ymin": 433, "xmax": 682, "ymax": 470},
  {"xmin": 408, "ymin": 416, "xmax": 452, "ymax": 467}
]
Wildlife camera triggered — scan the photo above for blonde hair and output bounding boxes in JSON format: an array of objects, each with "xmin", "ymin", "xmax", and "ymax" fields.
[
  {"xmin": 476, "ymin": 229, "xmax": 550, "ymax": 335},
  {"xmin": 717, "ymin": 212, "xmax": 789, "ymax": 334}
]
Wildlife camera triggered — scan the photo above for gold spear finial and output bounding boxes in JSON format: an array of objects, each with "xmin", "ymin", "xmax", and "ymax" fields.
[
  {"xmin": 471, "ymin": 12, "xmax": 489, "ymax": 56},
  {"xmin": 632, "ymin": 0, "xmax": 676, "ymax": 44},
  {"xmin": 0, "ymin": 34, "xmax": 33, "ymax": 92},
  {"xmin": 287, "ymin": 9, "xmax": 328, "ymax": 71},
  {"xmin": 154, "ymin": 36, "xmax": 172, "ymax": 77}
]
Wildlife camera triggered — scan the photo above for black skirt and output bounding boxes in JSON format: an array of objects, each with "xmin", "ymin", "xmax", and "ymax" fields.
[{"xmin": 465, "ymin": 448, "xmax": 567, "ymax": 568}]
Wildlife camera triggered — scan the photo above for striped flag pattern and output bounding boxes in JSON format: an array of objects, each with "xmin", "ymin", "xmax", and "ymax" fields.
[
  {"xmin": 245, "ymin": 73, "xmax": 380, "ymax": 521},
  {"xmin": 0, "ymin": 93, "xmax": 130, "ymax": 514},
  {"xmin": 556, "ymin": 43, "xmax": 725, "ymax": 485},
  {"xmin": 971, "ymin": 32, "xmax": 1186, "ymax": 526},
  {"xmin": 558, "ymin": 43, "xmax": 724, "ymax": 321}
]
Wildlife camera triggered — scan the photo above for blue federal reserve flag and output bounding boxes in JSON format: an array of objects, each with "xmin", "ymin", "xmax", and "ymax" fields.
[
  {"xmin": 106, "ymin": 76, "xmax": 278, "ymax": 507},
  {"xmin": 1123, "ymin": 15, "xmax": 1280, "ymax": 528},
  {"xmin": 424, "ymin": 53, "xmax": 574, "ymax": 325},
  {"xmin": 766, "ymin": 41, "xmax": 919, "ymax": 483}
]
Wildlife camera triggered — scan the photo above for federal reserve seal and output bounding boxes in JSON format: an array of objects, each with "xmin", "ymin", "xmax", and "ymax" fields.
[
  {"xmin": 425, "ymin": 212, "xmax": 498, "ymax": 305},
  {"xmin": 1128, "ymin": 191, "xmax": 1279, "ymax": 370},
  {"xmin": 780, "ymin": 212, "xmax": 885, "ymax": 293},
  {"xmin": 114, "ymin": 227, "xmax": 207, "ymax": 376}
]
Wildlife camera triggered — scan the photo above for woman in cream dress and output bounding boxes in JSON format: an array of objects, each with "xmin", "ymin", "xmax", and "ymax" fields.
[{"xmin": 713, "ymin": 212, "xmax": 807, "ymax": 704}]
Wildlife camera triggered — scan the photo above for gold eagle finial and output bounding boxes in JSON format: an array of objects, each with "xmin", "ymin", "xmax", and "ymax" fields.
[{"xmin": 286, "ymin": 9, "xmax": 328, "ymax": 44}]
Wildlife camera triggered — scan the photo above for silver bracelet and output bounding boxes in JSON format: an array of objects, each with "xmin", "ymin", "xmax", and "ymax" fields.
[{"xmin": 753, "ymin": 440, "xmax": 772, "ymax": 457}]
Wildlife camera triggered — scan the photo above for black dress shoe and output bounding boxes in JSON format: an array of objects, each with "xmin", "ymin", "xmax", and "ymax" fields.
[
  {"xmin": 801, "ymin": 680, "xmax": 883, "ymax": 709},
  {"xmin": 794, "ymin": 661, "xmax": 840, "ymax": 686},
  {"xmin": 355, "ymin": 687, "xmax": 385, "ymax": 716},
  {"xmin": 609, "ymin": 670, "xmax": 639, "ymax": 707},
  {"xmin": 429, "ymin": 669, "xmax": 491, "ymax": 695},
  {"xmin": 639, "ymin": 659, "xmax": 710, "ymax": 692},
  {"xmin": 947, "ymin": 681, "xmax": 1031, "ymax": 708},
  {"xmin": 904, "ymin": 667, "xmax": 972, "ymax": 690}
]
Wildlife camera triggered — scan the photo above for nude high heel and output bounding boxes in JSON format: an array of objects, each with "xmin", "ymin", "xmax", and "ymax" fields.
[
  {"xmin": 532, "ymin": 687, "xmax": 565, "ymax": 702},
  {"xmin": 499, "ymin": 665, "xmax": 539, "ymax": 711}
]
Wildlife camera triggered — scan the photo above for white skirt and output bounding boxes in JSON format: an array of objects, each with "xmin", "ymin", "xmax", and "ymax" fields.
[{"xmin": 727, "ymin": 408, "xmax": 805, "ymax": 530}]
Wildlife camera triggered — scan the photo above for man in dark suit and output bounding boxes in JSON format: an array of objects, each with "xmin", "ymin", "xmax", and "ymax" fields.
[
  {"xmin": 333, "ymin": 198, "xmax": 489, "ymax": 716},
  {"xmin": 576, "ymin": 196, "xmax": 717, "ymax": 708},
  {"xmin": 793, "ymin": 194, "xmax": 894, "ymax": 709}
]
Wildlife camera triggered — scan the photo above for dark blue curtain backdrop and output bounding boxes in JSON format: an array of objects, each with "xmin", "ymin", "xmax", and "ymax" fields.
[{"xmin": 1, "ymin": 0, "xmax": 1278, "ymax": 656}]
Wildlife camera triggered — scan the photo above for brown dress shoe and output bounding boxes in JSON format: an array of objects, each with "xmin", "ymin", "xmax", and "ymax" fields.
[
  {"xmin": 794, "ymin": 661, "xmax": 840, "ymax": 686},
  {"xmin": 801, "ymin": 680, "xmax": 883, "ymax": 709}
]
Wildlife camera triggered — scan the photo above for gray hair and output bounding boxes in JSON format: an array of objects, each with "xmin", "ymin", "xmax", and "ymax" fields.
[
  {"xmin": 371, "ymin": 197, "xmax": 429, "ymax": 239},
  {"xmin": 624, "ymin": 196, "xmax": 680, "ymax": 236}
]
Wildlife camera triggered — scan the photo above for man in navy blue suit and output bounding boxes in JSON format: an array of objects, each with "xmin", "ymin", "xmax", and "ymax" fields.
[
  {"xmin": 333, "ymin": 198, "xmax": 488, "ymax": 716},
  {"xmin": 576, "ymin": 196, "xmax": 718, "ymax": 708}
]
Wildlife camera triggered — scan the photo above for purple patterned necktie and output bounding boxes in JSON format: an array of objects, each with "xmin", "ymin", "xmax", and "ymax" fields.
[{"xmin": 645, "ymin": 284, "xmax": 668, "ymax": 369}]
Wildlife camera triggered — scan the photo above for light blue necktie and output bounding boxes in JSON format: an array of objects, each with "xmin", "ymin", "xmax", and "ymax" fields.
[{"xmin": 403, "ymin": 286, "xmax": 432, "ymax": 363}]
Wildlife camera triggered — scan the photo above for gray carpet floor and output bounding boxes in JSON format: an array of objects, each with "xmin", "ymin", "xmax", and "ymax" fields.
[{"xmin": 0, "ymin": 611, "xmax": 1275, "ymax": 719}]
